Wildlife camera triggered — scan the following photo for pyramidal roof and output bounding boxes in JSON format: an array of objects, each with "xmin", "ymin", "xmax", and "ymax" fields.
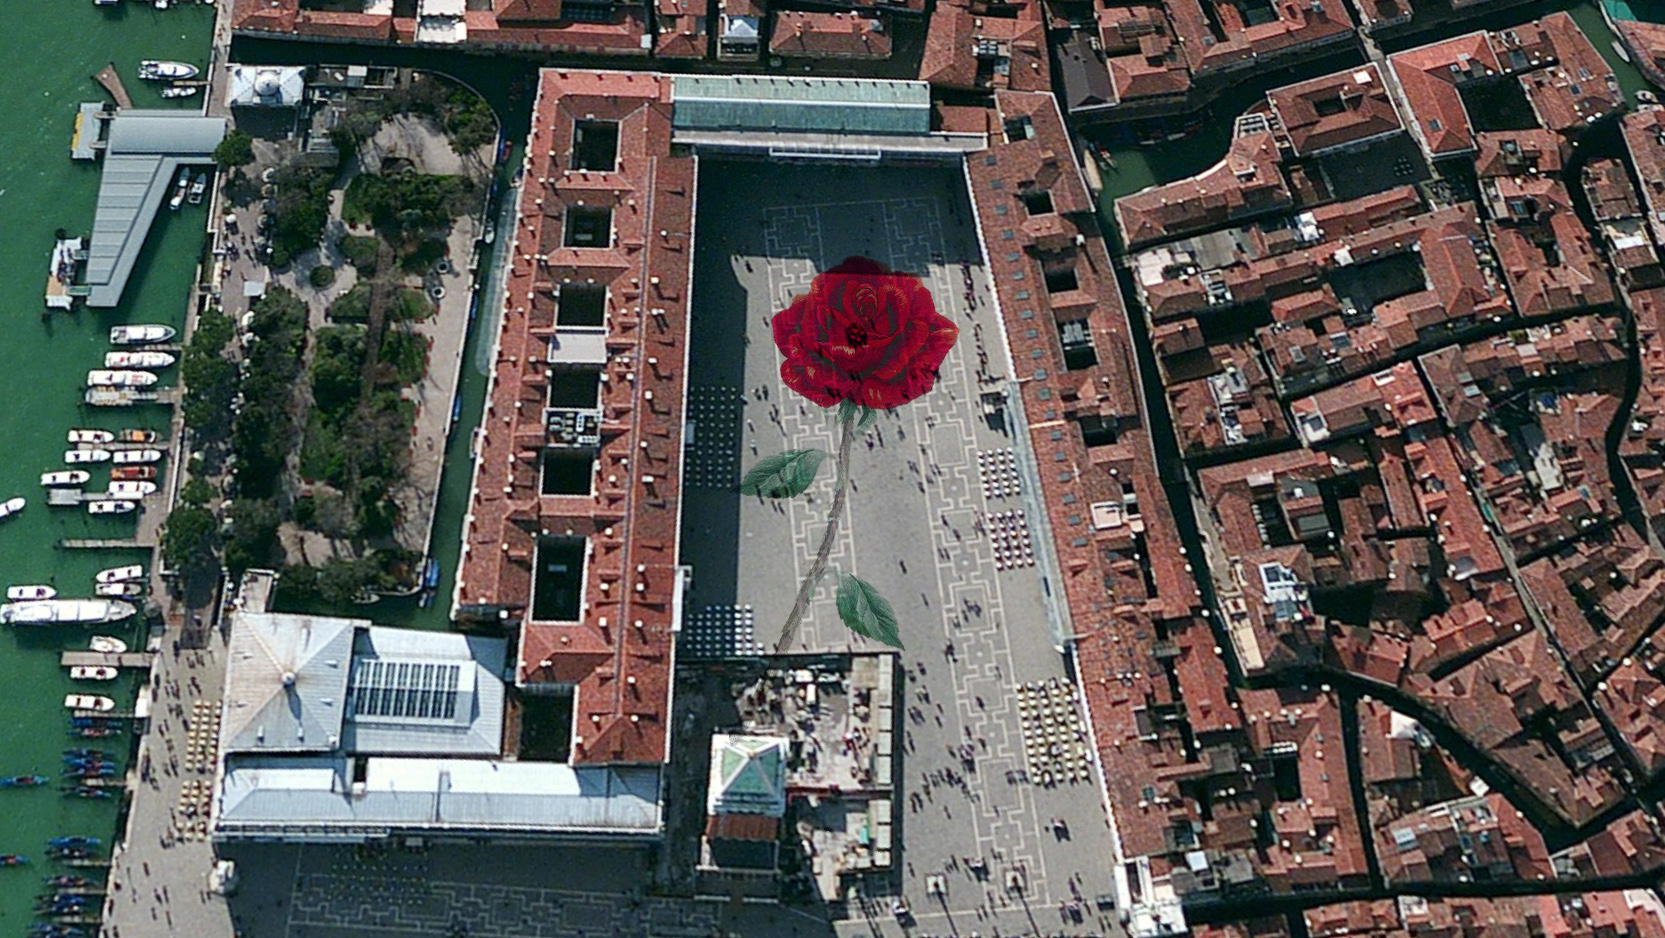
[
  {"xmin": 706, "ymin": 733, "xmax": 788, "ymax": 817},
  {"xmin": 222, "ymin": 613, "xmax": 359, "ymax": 753}
]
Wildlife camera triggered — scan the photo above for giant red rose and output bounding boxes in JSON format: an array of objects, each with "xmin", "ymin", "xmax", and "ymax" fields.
[{"xmin": 771, "ymin": 257, "xmax": 958, "ymax": 409}]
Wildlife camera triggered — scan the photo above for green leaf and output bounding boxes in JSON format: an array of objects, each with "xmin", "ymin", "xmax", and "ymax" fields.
[
  {"xmin": 836, "ymin": 573, "xmax": 903, "ymax": 648},
  {"xmin": 738, "ymin": 449, "xmax": 829, "ymax": 499},
  {"xmin": 857, "ymin": 406, "xmax": 879, "ymax": 432}
]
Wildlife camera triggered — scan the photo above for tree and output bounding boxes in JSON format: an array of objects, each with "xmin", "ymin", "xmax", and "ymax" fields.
[
  {"xmin": 162, "ymin": 506, "xmax": 219, "ymax": 576},
  {"xmin": 221, "ymin": 498, "xmax": 282, "ymax": 576},
  {"xmin": 316, "ymin": 557, "xmax": 376, "ymax": 605},
  {"xmin": 214, "ymin": 129, "xmax": 255, "ymax": 168},
  {"xmin": 179, "ymin": 477, "xmax": 215, "ymax": 508}
]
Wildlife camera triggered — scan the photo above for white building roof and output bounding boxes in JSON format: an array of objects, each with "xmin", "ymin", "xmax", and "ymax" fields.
[
  {"xmin": 217, "ymin": 756, "xmax": 662, "ymax": 835},
  {"xmin": 222, "ymin": 612, "xmax": 358, "ymax": 753},
  {"xmin": 225, "ymin": 65, "xmax": 306, "ymax": 108}
]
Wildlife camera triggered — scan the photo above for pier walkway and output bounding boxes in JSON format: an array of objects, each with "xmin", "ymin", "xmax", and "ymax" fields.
[
  {"xmin": 61, "ymin": 651, "xmax": 155, "ymax": 669},
  {"xmin": 93, "ymin": 63, "xmax": 132, "ymax": 109},
  {"xmin": 59, "ymin": 538, "xmax": 145, "ymax": 550}
]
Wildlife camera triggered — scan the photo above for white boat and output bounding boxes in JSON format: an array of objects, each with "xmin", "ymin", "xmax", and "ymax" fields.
[
  {"xmin": 6, "ymin": 586, "xmax": 56, "ymax": 602},
  {"xmin": 65, "ymin": 449, "xmax": 111, "ymax": 465},
  {"xmin": 168, "ymin": 168, "xmax": 189, "ymax": 212},
  {"xmin": 87, "ymin": 500, "xmax": 137, "ymax": 515},
  {"xmin": 63, "ymin": 695, "xmax": 116, "ymax": 712},
  {"xmin": 138, "ymin": 60, "xmax": 197, "ymax": 82},
  {"xmin": 89, "ymin": 636, "xmax": 128, "ymax": 654},
  {"xmin": 188, "ymin": 173, "xmax": 207, "ymax": 205},
  {"xmin": 70, "ymin": 666, "xmax": 119, "ymax": 682},
  {"xmin": 161, "ymin": 85, "xmax": 200, "ymax": 100},
  {"xmin": 109, "ymin": 324, "xmax": 176, "ymax": 345},
  {"xmin": 95, "ymin": 565, "xmax": 145, "ymax": 584},
  {"xmin": 41, "ymin": 471, "xmax": 91, "ymax": 487},
  {"xmin": 87, "ymin": 370, "xmax": 158, "ymax": 388},
  {"xmin": 107, "ymin": 481, "xmax": 157, "ymax": 498},
  {"xmin": 68, "ymin": 429, "xmax": 115, "ymax": 445},
  {"xmin": 0, "ymin": 497, "xmax": 24, "ymax": 520},
  {"xmin": 111, "ymin": 449, "xmax": 162, "ymax": 465},
  {"xmin": 2, "ymin": 599, "xmax": 135, "ymax": 626},
  {"xmin": 105, "ymin": 352, "xmax": 175, "ymax": 370},
  {"xmin": 95, "ymin": 582, "xmax": 143, "ymax": 599}
]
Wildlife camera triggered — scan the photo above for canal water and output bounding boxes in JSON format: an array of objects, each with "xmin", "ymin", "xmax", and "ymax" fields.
[{"xmin": 0, "ymin": 0, "xmax": 213, "ymax": 920}]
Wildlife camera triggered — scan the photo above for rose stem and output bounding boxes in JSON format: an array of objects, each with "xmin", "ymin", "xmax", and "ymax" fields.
[{"xmin": 776, "ymin": 405, "xmax": 857, "ymax": 653}]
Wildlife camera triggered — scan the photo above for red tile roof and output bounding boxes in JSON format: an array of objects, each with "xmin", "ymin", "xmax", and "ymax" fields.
[
  {"xmin": 770, "ymin": 10, "xmax": 892, "ymax": 58},
  {"xmin": 1267, "ymin": 64, "xmax": 1403, "ymax": 157},
  {"xmin": 232, "ymin": 0, "xmax": 650, "ymax": 54},
  {"xmin": 1387, "ymin": 32, "xmax": 1500, "ymax": 158},
  {"xmin": 1514, "ymin": 12, "xmax": 1623, "ymax": 133},
  {"xmin": 918, "ymin": 4, "xmax": 1049, "ymax": 92},
  {"xmin": 1113, "ymin": 130, "xmax": 1289, "ymax": 248},
  {"xmin": 459, "ymin": 69, "xmax": 689, "ymax": 766},
  {"xmin": 1472, "ymin": 129, "xmax": 1567, "ymax": 178}
]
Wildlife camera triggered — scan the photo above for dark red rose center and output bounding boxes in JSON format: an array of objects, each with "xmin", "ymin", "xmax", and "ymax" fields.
[{"xmin": 844, "ymin": 322, "xmax": 869, "ymax": 348}]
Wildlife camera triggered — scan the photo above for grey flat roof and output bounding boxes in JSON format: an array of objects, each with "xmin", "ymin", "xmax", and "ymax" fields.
[
  {"xmin": 217, "ymin": 757, "xmax": 662, "ymax": 835},
  {"xmin": 671, "ymin": 75, "xmax": 930, "ymax": 136},
  {"xmin": 85, "ymin": 111, "xmax": 225, "ymax": 307}
]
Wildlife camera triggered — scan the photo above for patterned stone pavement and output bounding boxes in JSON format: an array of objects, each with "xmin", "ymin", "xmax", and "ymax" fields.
[{"xmin": 683, "ymin": 162, "xmax": 1124, "ymax": 938}]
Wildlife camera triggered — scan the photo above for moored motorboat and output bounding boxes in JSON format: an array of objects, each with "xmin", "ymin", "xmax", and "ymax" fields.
[
  {"xmin": 108, "ymin": 325, "xmax": 175, "ymax": 346},
  {"xmin": 63, "ymin": 450, "xmax": 109, "ymax": 465},
  {"xmin": 106, "ymin": 481, "xmax": 156, "ymax": 499},
  {"xmin": 62, "ymin": 696, "xmax": 114, "ymax": 713},
  {"xmin": 1, "ymin": 600, "xmax": 135, "ymax": 626},
  {"xmin": 161, "ymin": 85, "xmax": 200, "ymax": 100},
  {"xmin": 7, "ymin": 586, "xmax": 57, "ymax": 602},
  {"xmin": 69, "ymin": 728, "xmax": 119, "ymax": 739},
  {"xmin": 66, "ymin": 430, "xmax": 113, "ymax": 446},
  {"xmin": 188, "ymin": 173, "xmax": 207, "ymax": 205},
  {"xmin": 110, "ymin": 449, "xmax": 161, "ymax": 465},
  {"xmin": 86, "ymin": 501, "xmax": 136, "ymax": 516},
  {"xmin": 168, "ymin": 168, "xmax": 189, "ymax": 211},
  {"xmin": 69, "ymin": 666, "xmax": 119, "ymax": 682},
  {"xmin": 0, "ymin": 775, "xmax": 48, "ymax": 788},
  {"xmin": 88, "ymin": 636, "xmax": 126, "ymax": 654},
  {"xmin": 41, "ymin": 471, "xmax": 90, "ymax": 488},
  {"xmin": 104, "ymin": 352, "xmax": 174, "ymax": 370},
  {"xmin": 94, "ymin": 566, "xmax": 143, "ymax": 584},
  {"xmin": 138, "ymin": 60, "xmax": 198, "ymax": 82},
  {"xmin": 94, "ymin": 583, "xmax": 142, "ymax": 599},
  {"xmin": 0, "ymin": 497, "xmax": 24, "ymax": 520},
  {"xmin": 86, "ymin": 370, "xmax": 157, "ymax": 388},
  {"xmin": 109, "ymin": 467, "xmax": 155, "ymax": 482},
  {"xmin": 0, "ymin": 856, "xmax": 28, "ymax": 866},
  {"xmin": 116, "ymin": 429, "xmax": 157, "ymax": 444}
]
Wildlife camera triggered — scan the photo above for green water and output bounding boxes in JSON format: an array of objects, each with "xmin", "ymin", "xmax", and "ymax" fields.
[{"xmin": 0, "ymin": 0, "xmax": 213, "ymax": 921}]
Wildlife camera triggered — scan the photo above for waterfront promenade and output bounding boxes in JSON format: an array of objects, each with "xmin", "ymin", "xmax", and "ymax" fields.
[{"xmin": 101, "ymin": 636, "xmax": 235, "ymax": 938}]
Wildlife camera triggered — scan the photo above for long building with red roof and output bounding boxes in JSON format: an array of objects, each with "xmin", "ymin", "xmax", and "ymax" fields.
[{"xmin": 456, "ymin": 70, "xmax": 691, "ymax": 769}]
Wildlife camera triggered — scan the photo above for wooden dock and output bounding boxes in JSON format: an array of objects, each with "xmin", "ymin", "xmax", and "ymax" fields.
[
  {"xmin": 62, "ymin": 776, "xmax": 127, "ymax": 790},
  {"xmin": 61, "ymin": 651, "xmax": 154, "ymax": 669},
  {"xmin": 93, "ymin": 63, "xmax": 131, "ymax": 109},
  {"xmin": 57, "ymin": 538, "xmax": 143, "ymax": 550}
]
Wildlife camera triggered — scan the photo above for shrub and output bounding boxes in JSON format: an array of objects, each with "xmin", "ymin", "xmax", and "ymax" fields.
[
  {"xmin": 327, "ymin": 282, "xmax": 371, "ymax": 323},
  {"xmin": 309, "ymin": 265, "xmax": 336, "ymax": 289},
  {"xmin": 339, "ymin": 235, "xmax": 380, "ymax": 273},
  {"xmin": 380, "ymin": 330, "xmax": 429, "ymax": 387},
  {"xmin": 400, "ymin": 238, "xmax": 447, "ymax": 274},
  {"xmin": 391, "ymin": 287, "xmax": 434, "ymax": 322}
]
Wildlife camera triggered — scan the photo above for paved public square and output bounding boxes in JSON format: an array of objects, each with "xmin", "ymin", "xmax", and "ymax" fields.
[{"xmin": 680, "ymin": 161, "xmax": 1124, "ymax": 938}]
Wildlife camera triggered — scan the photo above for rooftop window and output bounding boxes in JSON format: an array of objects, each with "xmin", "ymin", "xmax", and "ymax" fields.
[
  {"xmin": 547, "ymin": 369, "xmax": 601, "ymax": 408},
  {"xmin": 532, "ymin": 536, "xmax": 588, "ymax": 623},
  {"xmin": 571, "ymin": 120, "xmax": 620, "ymax": 172},
  {"xmin": 564, "ymin": 206, "xmax": 612, "ymax": 248},
  {"xmin": 557, "ymin": 283, "xmax": 607, "ymax": 327},
  {"xmin": 1019, "ymin": 188, "xmax": 1055, "ymax": 216}
]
